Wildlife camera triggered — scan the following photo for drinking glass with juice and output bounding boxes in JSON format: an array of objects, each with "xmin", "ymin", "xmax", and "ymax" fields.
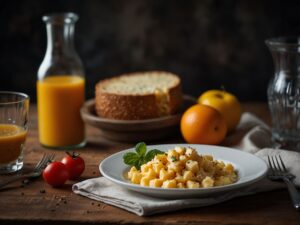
[
  {"xmin": 0, "ymin": 92, "xmax": 29, "ymax": 174},
  {"xmin": 37, "ymin": 13, "xmax": 85, "ymax": 149}
]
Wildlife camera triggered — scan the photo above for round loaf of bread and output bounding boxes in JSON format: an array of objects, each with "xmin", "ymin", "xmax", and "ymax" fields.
[{"xmin": 95, "ymin": 71, "xmax": 182, "ymax": 120}]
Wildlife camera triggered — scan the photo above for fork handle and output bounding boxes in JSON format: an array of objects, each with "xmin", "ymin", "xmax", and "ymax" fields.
[
  {"xmin": 0, "ymin": 174, "xmax": 29, "ymax": 189},
  {"xmin": 283, "ymin": 177, "xmax": 300, "ymax": 210}
]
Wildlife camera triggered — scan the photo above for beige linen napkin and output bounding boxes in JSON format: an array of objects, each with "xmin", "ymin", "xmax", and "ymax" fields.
[{"xmin": 73, "ymin": 113, "xmax": 300, "ymax": 216}]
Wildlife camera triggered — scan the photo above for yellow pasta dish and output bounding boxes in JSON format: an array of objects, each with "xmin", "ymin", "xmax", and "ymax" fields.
[{"xmin": 127, "ymin": 146, "xmax": 238, "ymax": 188}]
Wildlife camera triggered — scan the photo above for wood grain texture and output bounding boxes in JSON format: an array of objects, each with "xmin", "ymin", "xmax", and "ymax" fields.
[{"xmin": 0, "ymin": 103, "xmax": 299, "ymax": 225}]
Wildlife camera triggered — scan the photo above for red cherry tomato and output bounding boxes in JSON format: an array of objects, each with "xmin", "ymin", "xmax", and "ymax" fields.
[
  {"xmin": 43, "ymin": 162, "xmax": 69, "ymax": 187},
  {"xmin": 61, "ymin": 152, "xmax": 85, "ymax": 180}
]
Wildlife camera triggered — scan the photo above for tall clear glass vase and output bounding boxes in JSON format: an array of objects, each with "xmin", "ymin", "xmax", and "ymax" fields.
[{"xmin": 266, "ymin": 37, "xmax": 300, "ymax": 151}]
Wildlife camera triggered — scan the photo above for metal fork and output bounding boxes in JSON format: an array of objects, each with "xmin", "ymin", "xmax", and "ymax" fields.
[
  {"xmin": 0, "ymin": 153, "xmax": 55, "ymax": 189},
  {"xmin": 268, "ymin": 155, "xmax": 300, "ymax": 210}
]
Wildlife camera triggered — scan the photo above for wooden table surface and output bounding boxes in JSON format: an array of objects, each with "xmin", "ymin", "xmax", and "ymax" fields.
[{"xmin": 0, "ymin": 103, "xmax": 299, "ymax": 225}]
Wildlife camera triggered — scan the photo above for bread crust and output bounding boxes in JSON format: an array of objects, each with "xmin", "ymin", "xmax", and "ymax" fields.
[
  {"xmin": 168, "ymin": 83, "xmax": 183, "ymax": 115},
  {"xmin": 95, "ymin": 72, "xmax": 182, "ymax": 120}
]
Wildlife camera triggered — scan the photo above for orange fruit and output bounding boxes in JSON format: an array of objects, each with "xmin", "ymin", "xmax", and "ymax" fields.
[
  {"xmin": 198, "ymin": 90, "xmax": 241, "ymax": 132},
  {"xmin": 180, "ymin": 104, "xmax": 227, "ymax": 145}
]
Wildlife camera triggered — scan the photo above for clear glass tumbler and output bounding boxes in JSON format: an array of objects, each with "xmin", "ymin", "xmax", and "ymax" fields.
[
  {"xmin": 266, "ymin": 37, "xmax": 300, "ymax": 150},
  {"xmin": 0, "ymin": 92, "xmax": 29, "ymax": 174}
]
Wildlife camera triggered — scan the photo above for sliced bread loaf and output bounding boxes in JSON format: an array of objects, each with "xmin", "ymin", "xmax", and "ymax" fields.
[{"xmin": 95, "ymin": 71, "xmax": 182, "ymax": 120}]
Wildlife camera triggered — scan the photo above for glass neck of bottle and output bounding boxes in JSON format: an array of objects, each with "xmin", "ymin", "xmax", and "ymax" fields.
[
  {"xmin": 266, "ymin": 37, "xmax": 300, "ymax": 78},
  {"xmin": 270, "ymin": 50, "xmax": 300, "ymax": 77},
  {"xmin": 45, "ymin": 22, "xmax": 75, "ymax": 56}
]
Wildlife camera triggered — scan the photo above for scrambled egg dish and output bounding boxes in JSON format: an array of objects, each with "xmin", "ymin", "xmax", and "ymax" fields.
[{"xmin": 127, "ymin": 146, "xmax": 237, "ymax": 188}]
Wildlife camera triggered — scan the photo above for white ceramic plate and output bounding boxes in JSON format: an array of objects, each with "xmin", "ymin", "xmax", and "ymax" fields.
[{"xmin": 99, "ymin": 144, "xmax": 268, "ymax": 199}]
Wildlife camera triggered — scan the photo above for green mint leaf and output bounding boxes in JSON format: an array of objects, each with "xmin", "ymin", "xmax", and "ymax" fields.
[
  {"xmin": 135, "ymin": 142, "xmax": 147, "ymax": 157},
  {"xmin": 123, "ymin": 152, "xmax": 140, "ymax": 166},
  {"xmin": 171, "ymin": 156, "xmax": 177, "ymax": 162},
  {"xmin": 123, "ymin": 143, "xmax": 165, "ymax": 170},
  {"xmin": 135, "ymin": 158, "xmax": 144, "ymax": 170},
  {"xmin": 145, "ymin": 149, "xmax": 165, "ymax": 162}
]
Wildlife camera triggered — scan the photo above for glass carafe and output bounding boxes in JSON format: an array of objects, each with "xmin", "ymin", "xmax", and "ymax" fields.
[
  {"xmin": 37, "ymin": 13, "xmax": 85, "ymax": 149},
  {"xmin": 266, "ymin": 37, "xmax": 300, "ymax": 150}
]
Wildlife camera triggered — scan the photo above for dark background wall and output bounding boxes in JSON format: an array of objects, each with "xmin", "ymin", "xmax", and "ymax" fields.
[{"xmin": 0, "ymin": 0, "xmax": 298, "ymax": 102}]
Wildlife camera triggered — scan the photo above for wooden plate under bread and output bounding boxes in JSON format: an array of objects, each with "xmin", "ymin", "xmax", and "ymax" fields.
[{"xmin": 80, "ymin": 95, "xmax": 197, "ymax": 142}]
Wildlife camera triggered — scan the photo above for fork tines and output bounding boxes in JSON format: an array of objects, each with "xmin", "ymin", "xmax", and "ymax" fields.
[
  {"xmin": 35, "ymin": 153, "xmax": 55, "ymax": 171},
  {"xmin": 268, "ymin": 155, "xmax": 287, "ymax": 174}
]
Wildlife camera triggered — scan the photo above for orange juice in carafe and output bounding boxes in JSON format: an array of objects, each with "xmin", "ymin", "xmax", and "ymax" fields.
[
  {"xmin": 37, "ymin": 75, "xmax": 85, "ymax": 148},
  {"xmin": 37, "ymin": 13, "xmax": 85, "ymax": 148}
]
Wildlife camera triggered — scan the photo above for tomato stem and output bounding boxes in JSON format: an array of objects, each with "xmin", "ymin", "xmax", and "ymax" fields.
[{"xmin": 66, "ymin": 151, "xmax": 80, "ymax": 159}]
